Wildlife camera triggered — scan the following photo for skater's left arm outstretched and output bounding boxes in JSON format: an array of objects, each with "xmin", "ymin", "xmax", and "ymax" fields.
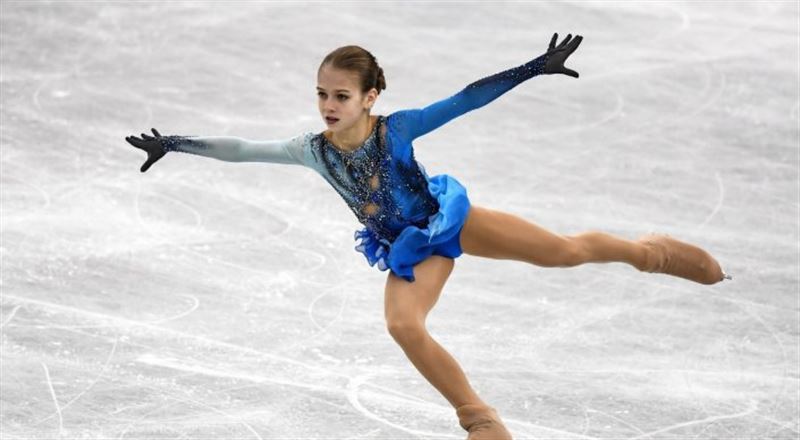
[{"xmin": 391, "ymin": 32, "xmax": 583, "ymax": 143}]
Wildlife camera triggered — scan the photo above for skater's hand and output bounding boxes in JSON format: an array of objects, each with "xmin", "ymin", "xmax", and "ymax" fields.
[
  {"xmin": 126, "ymin": 128, "xmax": 167, "ymax": 173},
  {"xmin": 543, "ymin": 33, "xmax": 583, "ymax": 78}
]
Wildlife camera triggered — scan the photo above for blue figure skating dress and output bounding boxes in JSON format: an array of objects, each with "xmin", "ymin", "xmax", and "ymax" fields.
[
  {"xmin": 309, "ymin": 114, "xmax": 470, "ymax": 283},
  {"xmin": 159, "ymin": 53, "xmax": 548, "ymax": 282}
]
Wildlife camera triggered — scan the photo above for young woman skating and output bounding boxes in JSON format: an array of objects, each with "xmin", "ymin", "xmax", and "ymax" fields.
[{"xmin": 126, "ymin": 33, "xmax": 729, "ymax": 439}]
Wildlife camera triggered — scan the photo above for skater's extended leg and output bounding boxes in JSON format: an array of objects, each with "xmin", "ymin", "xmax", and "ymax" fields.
[
  {"xmin": 384, "ymin": 255, "xmax": 512, "ymax": 439},
  {"xmin": 459, "ymin": 205, "xmax": 726, "ymax": 284},
  {"xmin": 459, "ymin": 205, "xmax": 646, "ymax": 267}
]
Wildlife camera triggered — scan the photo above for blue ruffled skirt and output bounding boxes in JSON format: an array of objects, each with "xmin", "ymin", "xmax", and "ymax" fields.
[{"xmin": 353, "ymin": 173, "xmax": 471, "ymax": 282}]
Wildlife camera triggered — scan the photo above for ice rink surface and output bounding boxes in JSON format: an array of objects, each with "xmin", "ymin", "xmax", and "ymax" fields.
[{"xmin": 1, "ymin": 1, "xmax": 798, "ymax": 439}]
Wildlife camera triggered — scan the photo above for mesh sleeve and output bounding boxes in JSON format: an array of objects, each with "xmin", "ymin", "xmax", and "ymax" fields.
[
  {"xmin": 388, "ymin": 53, "xmax": 548, "ymax": 143},
  {"xmin": 161, "ymin": 133, "xmax": 307, "ymax": 166}
]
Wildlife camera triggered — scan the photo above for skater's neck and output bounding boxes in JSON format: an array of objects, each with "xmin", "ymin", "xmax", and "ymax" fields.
[{"xmin": 324, "ymin": 115, "xmax": 377, "ymax": 152}]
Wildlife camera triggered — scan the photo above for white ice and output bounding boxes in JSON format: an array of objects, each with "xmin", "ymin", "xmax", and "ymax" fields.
[{"xmin": 1, "ymin": 2, "xmax": 798, "ymax": 439}]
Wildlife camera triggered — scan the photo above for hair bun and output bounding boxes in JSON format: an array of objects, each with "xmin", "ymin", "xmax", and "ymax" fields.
[{"xmin": 376, "ymin": 66, "xmax": 386, "ymax": 92}]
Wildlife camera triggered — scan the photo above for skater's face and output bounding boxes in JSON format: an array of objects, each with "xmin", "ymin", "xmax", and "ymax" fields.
[{"xmin": 317, "ymin": 64, "xmax": 377, "ymax": 133}]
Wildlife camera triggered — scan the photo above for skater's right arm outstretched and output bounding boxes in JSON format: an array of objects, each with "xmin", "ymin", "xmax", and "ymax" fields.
[{"xmin": 125, "ymin": 129, "xmax": 306, "ymax": 172}]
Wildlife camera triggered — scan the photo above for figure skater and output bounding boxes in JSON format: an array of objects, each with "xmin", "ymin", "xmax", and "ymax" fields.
[{"xmin": 126, "ymin": 33, "xmax": 730, "ymax": 439}]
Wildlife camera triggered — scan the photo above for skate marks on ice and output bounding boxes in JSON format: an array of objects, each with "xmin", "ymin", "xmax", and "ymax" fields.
[
  {"xmin": 2, "ymin": 1, "xmax": 799, "ymax": 439},
  {"xmin": 5, "ymin": 294, "xmax": 593, "ymax": 439}
]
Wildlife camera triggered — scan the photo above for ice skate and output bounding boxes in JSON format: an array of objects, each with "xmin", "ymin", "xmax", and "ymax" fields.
[
  {"xmin": 637, "ymin": 234, "xmax": 729, "ymax": 285},
  {"xmin": 456, "ymin": 404, "xmax": 513, "ymax": 440}
]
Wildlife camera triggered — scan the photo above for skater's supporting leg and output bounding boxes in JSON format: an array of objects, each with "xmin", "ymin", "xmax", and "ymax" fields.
[
  {"xmin": 384, "ymin": 255, "xmax": 513, "ymax": 439},
  {"xmin": 384, "ymin": 255, "xmax": 484, "ymax": 409}
]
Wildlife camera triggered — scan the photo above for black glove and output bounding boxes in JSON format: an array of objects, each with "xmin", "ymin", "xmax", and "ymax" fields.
[
  {"xmin": 543, "ymin": 33, "xmax": 583, "ymax": 78},
  {"xmin": 126, "ymin": 128, "xmax": 167, "ymax": 173}
]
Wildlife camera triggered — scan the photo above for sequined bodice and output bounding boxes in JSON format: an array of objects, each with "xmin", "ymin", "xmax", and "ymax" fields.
[{"xmin": 309, "ymin": 116, "xmax": 439, "ymax": 241}]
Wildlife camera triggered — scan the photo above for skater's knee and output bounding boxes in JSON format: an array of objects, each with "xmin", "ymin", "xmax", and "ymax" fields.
[
  {"xmin": 386, "ymin": 319, "xmax": 428, "ymax": 345},
  {"xmin": 559, "ymin": 234, "xmax": 593, "ymax": 267}
]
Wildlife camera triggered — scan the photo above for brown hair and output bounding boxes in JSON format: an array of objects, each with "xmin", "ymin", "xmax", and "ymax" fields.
[{"xmin": 319, "ymin": 45, "xmax": 386, "ymax": 95}]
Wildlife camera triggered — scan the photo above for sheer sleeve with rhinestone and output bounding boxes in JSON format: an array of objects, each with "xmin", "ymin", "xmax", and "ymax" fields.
[
  {"xmin": 159, "ymin": 133, "xmax": 307, "ymax": 166},
  {"xmin": 388, "ymin": 53, "xmax": 549, "ymax": 143}
]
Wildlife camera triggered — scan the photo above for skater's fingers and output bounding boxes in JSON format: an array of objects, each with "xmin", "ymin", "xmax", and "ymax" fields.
[
  {"xmin": 566, "ymin": 35, "xmax": 583, "ymax": 54},
  {"xmin": 151, "ymin": 128, "xmax": 161, "ymax": 137},
  {"xmin": 126, "ymin": 136, "xmax": 146, "ymax": 148},
  {"xmin": 562, "ymin": 67, "xmax": 579, "ymax": 78},
  {"xmin": 548, "ymin": 33, "xmax": 557, "ymax": 51},
  {"xmin": 557, "ymin": 34, "xmax": 572, "ymax": 49}
]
